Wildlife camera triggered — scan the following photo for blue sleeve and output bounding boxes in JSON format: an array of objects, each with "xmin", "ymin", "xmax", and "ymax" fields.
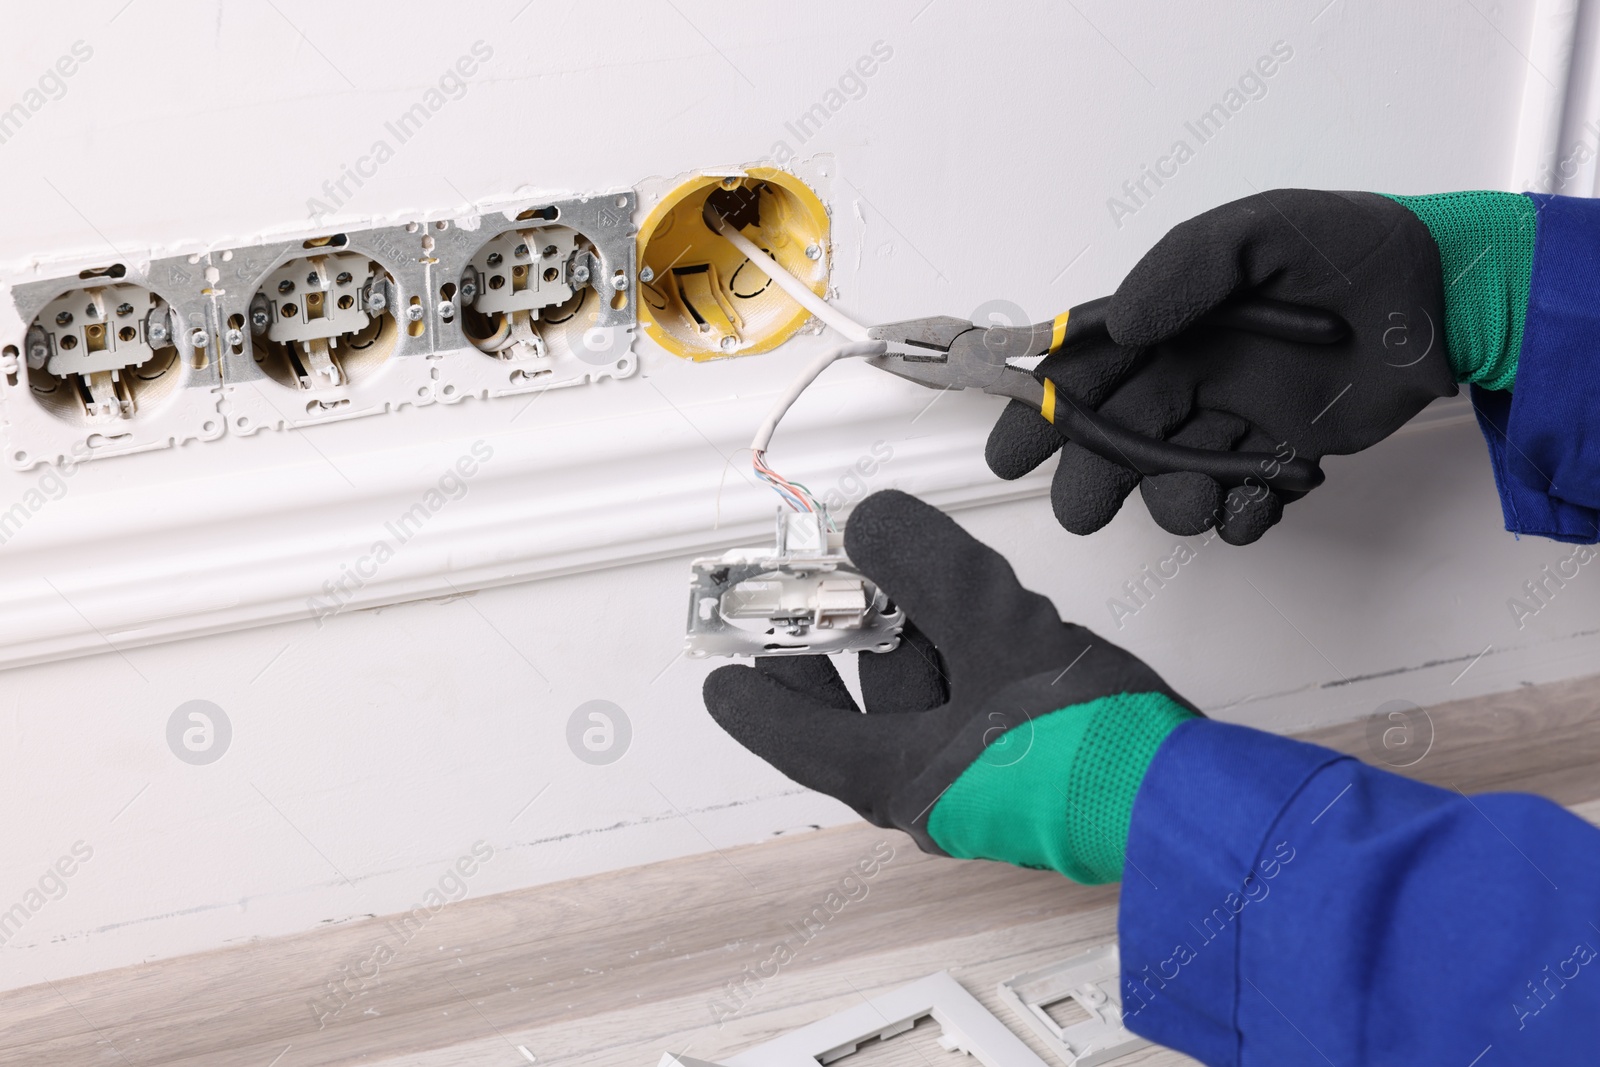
[
  {"xmin": 1117, "ymin": 718, "xmax": 1600, "ymax": 1066},
  {"xmin": 1475, "ymin": 193, "xmax": 1600, "ymax": 543}
]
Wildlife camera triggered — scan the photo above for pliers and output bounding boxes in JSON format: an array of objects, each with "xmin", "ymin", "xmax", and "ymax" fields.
[{"xmin": 866, "ymin": 300, "xmax": 1335, "ymax": 494}]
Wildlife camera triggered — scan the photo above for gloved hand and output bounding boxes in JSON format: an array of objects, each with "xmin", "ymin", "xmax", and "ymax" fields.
[
  {"xmin": 987, "ymin": 189, "xmax": 1535, "ymax": 544},
  {"xmin": 702, "ymin": 489, "xmax": 1197, "ymax": 884}
]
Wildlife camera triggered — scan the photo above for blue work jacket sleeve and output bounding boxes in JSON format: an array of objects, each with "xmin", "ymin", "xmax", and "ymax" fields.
[
  {"xmin": 1117, "ymin": 718, "xmax": 1600, "ymax": 1066},
  {"xmin": 1473, "ymin": 193, "xmax": 1600, "ymax": 543}
]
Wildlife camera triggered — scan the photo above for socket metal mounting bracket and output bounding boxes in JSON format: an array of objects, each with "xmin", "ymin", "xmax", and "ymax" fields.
[
  {"xmin": 685, "ymin": 509, "xmax": 904, "ymax": 659},
  {"xmin": 2, "ymin": 256, "xmax": 223, "ymax": 469}
]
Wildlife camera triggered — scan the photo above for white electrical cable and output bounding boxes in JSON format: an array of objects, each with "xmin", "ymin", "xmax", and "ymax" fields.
[
  {"xmin": 703, "ymin": 210, "xmax": 872, "ymax": 342},
  {"xmin": 750, "ymin": 339, "xmax": 888, "ymax": 453},
  {"xmin": 706, "ymin": 202, "xmax": 886, "ymax": 518}
]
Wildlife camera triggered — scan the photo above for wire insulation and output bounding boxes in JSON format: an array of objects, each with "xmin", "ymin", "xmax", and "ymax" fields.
[
  {"xmin": 750, "ymin": 340, "xmax": 888, "ymax": 453},
  {"xmin": 703, "ymin": 208, "xmax": 872, "ymax": 342},
  {"xmin": 749, "ymin": 340, "xmax": 888, "ymax": 523}
]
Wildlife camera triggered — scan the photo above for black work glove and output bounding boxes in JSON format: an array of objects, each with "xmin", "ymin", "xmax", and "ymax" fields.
[
  {"xmin": 702, "ymin": 490, "xmax": 1198, "ymax": 883},
  {"xmin": 986, "ymin": 189, "xmax": 1457, "ymax": 544}
]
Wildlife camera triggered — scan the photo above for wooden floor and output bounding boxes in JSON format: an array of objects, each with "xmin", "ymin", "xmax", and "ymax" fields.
[{"xmin": 7, "ymin": 673, "xmax": 1600, "ymax": 1067}]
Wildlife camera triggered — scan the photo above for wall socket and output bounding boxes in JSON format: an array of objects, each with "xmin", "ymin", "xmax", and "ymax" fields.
[{"xmin": 0, "ymin": 190, "xmax": 640, "ymax": 467}]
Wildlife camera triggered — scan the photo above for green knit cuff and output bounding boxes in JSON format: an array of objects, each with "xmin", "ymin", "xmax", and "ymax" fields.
[
  {"xmin": 1381, "ymin": 191, "xmax": 1536, "ymax": 392},
  {"xmin": 927, "ymin": 692, "xmax": 1195, "ymax": 884}
]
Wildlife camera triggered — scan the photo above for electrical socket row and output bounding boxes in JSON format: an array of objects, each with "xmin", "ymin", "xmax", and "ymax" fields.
[{"xmin": 0, "ymin": 191, "xmax": 639, "ymax": 469}]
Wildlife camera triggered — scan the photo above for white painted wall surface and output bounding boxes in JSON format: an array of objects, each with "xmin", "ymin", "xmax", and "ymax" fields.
[{"xmin": 4, "ymin": 0, "xmax": 1598, "ymax": 991}]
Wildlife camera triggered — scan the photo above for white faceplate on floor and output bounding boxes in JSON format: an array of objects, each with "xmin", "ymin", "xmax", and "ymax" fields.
[
  {"xmin": 998, "ymin": 946, "xmax": 1149, "ymax": 1066},
  {"xmin": 722, "ymin": 972, "xmax": 1049, "ymax": 1067}
]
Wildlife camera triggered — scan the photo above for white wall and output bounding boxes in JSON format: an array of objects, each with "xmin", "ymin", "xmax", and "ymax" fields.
[{"xmin": 5, "ymin": 0, "xmax": 1599, "ymax": 990}]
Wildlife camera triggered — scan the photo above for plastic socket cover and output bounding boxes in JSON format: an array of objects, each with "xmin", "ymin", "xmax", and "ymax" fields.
[
  {"xmin": 997, "ymin": 945, "xmax": 1149, "ymax": 1066},
  {"xmin": 714, "ymin": 971, "xmax": 1051, "ymax": 1067}
]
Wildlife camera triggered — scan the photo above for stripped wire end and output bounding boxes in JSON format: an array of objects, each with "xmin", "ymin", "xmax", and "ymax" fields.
[{"xmin": 752, "ymin": 448, "xmax": 836, "ymax": 528}]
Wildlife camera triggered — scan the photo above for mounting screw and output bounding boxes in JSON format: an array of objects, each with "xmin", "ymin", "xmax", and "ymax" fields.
[
  {"xmin": 368, "ymin": 291, "xmax": 387, "ymax": 311},
  {"xmin": 149, "ymin": 322, "xmax": 170, "ymax": 344},
  {"xmin": 225, "ymin": 328, "xmax": 244, "ymax": 347},
  {"xmin": 639, "ymin": 266, "xmax": 655, "ymax": 283},
  {"xmin": 250, "ymin": 309, "xmax": 270, "ymax": 329},
  {"xmin": 406, "ymin": 303, "xmax": 424, "ymax": 322},
  {"xmin": 805, "ymin": 244, "xmax": 822, "ymax": 260},
  {"xmin": 460, "ymin": 282, "xmax": 477, "ymax": 300},
  {"xmin": 719, "ymin": 336, "xmax": 738, "ymax": 352},
  {"xmin": 572, "ymin": 264, "xmax": 591, "ymax": 285},
  {"xmin": 438, "ymin": 300, "xmax": 455, "ymax": 318},
  {"xmin": 610, "ymin": 273, "xmax": 629, "ymax": 291},
  {"xmin": 190, "ymin": 328, "xmax": 209, "ymax": 348},
  {"xmin": 27, "ymin": 342, "xmax": 48, "ymax": 367}
]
